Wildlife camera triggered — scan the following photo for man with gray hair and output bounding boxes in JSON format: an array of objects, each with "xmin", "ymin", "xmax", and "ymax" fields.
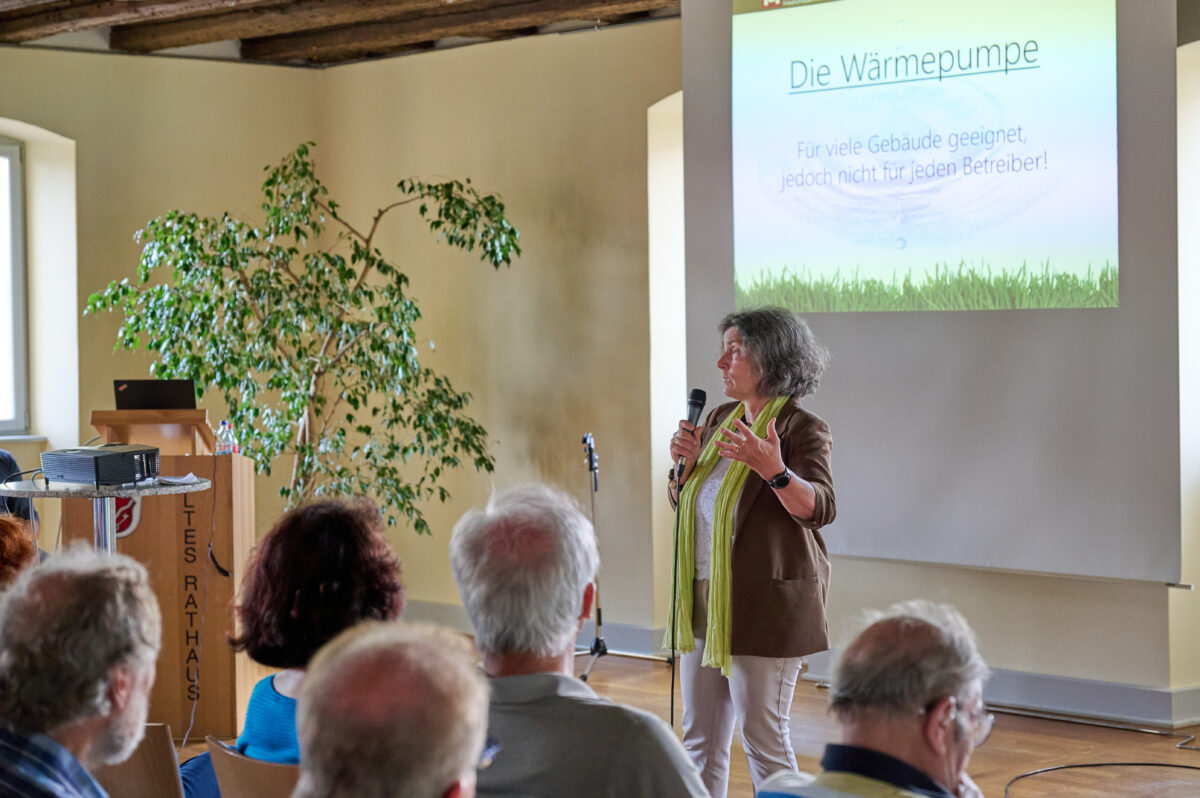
[
  {"xmin": 759, "ymin": 601, "xmax": 990, "ymax": 798},
  {"xmin": 0, "ymin": 544, "xmax": 161, "ymax": 798},
  {"xmin": 450, "ymin": 483, "xmax": 707, "ymax": 798},
  {"xmin": 293, "ymin": 620, "xmax": 489, "ymax": 798}
]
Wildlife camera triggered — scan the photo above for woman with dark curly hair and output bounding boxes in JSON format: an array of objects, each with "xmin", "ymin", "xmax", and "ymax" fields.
[
  {"xmin": 181, "ymin": 498, "xmax": 404, "ymax": 797},
  {"xmin": 0, "ymin": 515, "xmax": 37, "ymax": 589},
  {"xmin": 666, "ymin": 307, "xmax": 836, "ymax": 798}
]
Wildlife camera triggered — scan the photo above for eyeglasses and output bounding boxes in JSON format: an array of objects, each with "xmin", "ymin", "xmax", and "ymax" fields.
[
  {"xmin": 478, "ymin": 735, "xmax": 501, "ymax": 771},
  {"xmin": 920, "ymin": 697, "xmax": 994, "ymax": 747},
  {"xmin": 955, "ymin": 700, "xmax": 994, "ymax": 747}
]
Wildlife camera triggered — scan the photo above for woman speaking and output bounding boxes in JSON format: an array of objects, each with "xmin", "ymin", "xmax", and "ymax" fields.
[{"xmin": 667, "ymin": 307, "xmax": 836, "ymax": 798}]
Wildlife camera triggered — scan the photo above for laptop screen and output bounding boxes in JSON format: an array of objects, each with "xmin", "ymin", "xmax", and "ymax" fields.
[{"xmin": 113, "ymin": 379, "xmax": 197, "ymax": 411}]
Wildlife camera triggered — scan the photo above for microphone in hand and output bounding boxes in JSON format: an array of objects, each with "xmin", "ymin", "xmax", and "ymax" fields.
[{"xmin": 675, "ymin": 388, "xmax": 707, "ymax": 481}]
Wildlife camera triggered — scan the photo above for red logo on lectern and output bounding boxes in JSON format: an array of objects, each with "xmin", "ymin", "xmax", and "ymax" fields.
[
  {"xmin": 115, "ymin": 496, "xmax": 142, "ymax": 538},
  {"xmin": 763, "ymin": 0, "xmax": 782, "ymax": 6}
]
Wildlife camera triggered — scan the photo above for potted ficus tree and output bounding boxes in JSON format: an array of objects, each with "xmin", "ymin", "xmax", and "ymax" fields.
[{"xmin": 86, "ymin": 143, "xmax": 519, "ymax": 533}]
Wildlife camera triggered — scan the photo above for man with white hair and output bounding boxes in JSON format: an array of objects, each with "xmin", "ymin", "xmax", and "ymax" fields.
[
  {"xmin": 758, "ymin": 600, "xmax": 990, "ymax": 798},
  {"xmin": 450, "ymin": 483, "xmax": 707, "ymax": 798},
  {"xmin": 0, "ymin": 545, "xmax": 161, "ymax": 798},
  {"xmin": 293, "ymin": 620, "xmax": 489, "ymax": 798}
]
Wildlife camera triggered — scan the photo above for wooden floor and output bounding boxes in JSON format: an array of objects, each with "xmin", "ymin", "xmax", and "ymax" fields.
[{"xmin": 577, "ymin": 654, "xmax": 1200, "ymax": 798}]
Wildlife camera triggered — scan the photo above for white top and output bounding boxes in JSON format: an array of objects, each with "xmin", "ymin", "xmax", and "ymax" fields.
[{"xmin": 694, "ymin": 456, "xmax": 733, "ymax": 580}]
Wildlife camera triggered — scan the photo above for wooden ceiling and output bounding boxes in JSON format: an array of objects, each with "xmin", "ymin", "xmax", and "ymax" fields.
[{"xmin": 0, "ymin": 0, "xmax": 681, "ymax": 67}]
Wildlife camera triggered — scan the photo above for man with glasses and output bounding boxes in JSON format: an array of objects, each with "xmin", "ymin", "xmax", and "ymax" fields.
[{"xmin": 759, "ymin": 600, "xmax": 991, "ymax": 798}]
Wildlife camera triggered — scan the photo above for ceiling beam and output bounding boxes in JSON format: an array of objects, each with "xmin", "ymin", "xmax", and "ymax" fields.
[
  {"xmin": 241, "ymin": 0, "xmax": 678, "ymax": 63},
  {"xmin": 0, "ymin": 1, "xmax": 65, "ymax": 15},
  {"xmin": 1182, "ymin": 0, "xmax": 1200, "ymax": 46},
  {"xmin": 110, "ymin": 0, "xmax": 470, "ymax": 53},
  {"xmin": 0, "ymin": 0, "xmax": 282, "ymax": 43}
]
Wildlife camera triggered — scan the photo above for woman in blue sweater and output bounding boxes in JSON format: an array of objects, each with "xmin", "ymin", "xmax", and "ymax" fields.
[{"xmin": 181, "ymin": 498, "xmax": 405, "ymax": 795}]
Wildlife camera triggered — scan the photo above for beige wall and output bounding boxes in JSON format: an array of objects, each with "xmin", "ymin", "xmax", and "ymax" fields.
[
  {"xmin": 0, "ymin": 46, "xmax": 318, "ymax": 539},
  {"xmin": 316, "ymin": 23, "xmax": 682, "ymax": 621},
  {"xmin": 826, "ymin": 559, "xmax": 1171, "ymax": 684},
  {"xmin": 0, "ymin": 22, "xmax": 682, "ymax": 629}
]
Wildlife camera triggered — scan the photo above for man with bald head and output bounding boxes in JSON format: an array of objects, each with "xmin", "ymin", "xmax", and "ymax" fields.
[
  {"xmin": 0, "ymin": 545, "xmax": 161, "ymax": 798},
  {"xmin": 293, "ymin": 620, "xmax": 489, "ymax": 798},
  {"xmin": 450, "ymin": 483, "xmax": 707, "ymax": 798},
  {"xmin": 759, "ymin": 600, "xmax": 990, "ymax": 798}
]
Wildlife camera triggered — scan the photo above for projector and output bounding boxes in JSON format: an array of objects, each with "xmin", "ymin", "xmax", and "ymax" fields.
[{"xmin": 40, "ymin": 444, "xmax": 161, "ymax": 488}]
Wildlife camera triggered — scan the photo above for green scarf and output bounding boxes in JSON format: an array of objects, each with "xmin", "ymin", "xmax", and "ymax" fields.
[{"xmin": 664, "ymin": 395, "xmax": 789, "ymax": 676}]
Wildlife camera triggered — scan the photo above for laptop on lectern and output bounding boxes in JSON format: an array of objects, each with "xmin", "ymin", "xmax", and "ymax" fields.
[{"xmin": 113, "ymin": 379, "xmax": 197, "ymax": 411}]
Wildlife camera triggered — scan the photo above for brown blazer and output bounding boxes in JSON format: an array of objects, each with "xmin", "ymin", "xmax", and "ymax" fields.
[{"xmin": 686, "ymin": 397, "xmax": 836, "ymax": 659}]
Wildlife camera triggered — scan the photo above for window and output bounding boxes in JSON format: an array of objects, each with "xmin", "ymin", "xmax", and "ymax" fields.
[{"xmin": 0, "ymin": 136, "xmax": 26, "ymax": 433}]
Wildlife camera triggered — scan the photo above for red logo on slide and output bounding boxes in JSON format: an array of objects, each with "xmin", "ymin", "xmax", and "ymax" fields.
[
  {"xmin": 763, "ymin": 0, "xmax": 782, "ymax": 6},
  {"xmin": 115, "ymin": 496, "xmax": 142, "ymax": 537}
]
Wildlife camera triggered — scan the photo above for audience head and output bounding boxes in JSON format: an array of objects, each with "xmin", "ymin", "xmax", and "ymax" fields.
[
  {"xmin": 450, "ymin": 483, "xmax": 598, "ymax": 658},
  {"xmin": 0, "ymin": 449, "xmax": 37, "ymax": 521},
  {"xmin": 829, "ymin": 600, "xmax": 990, "ymax": 791},
  {"xmin": 229, "ymin": 498, "xmax": 405, "ymax": 669},
  {"xmin": 0, "ymin": 544, "xmax": 161, "ymax": 767},
  {"xmin": 0, "ymin": 515, "xmax": 37, "ymax": 588},
  {"xmin": 294, "ymin": 621, "xmax": 488, "ymax": 798}
]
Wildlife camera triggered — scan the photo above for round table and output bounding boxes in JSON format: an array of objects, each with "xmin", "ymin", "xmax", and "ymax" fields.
[{"xmin": 0, "ymin": 478, "xmax": 212, "ymax": 554}]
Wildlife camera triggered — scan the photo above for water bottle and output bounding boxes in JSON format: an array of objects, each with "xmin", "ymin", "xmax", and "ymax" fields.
[{"xmin": 215, "ymin": 420, "xmax": 239, "ymax": 456}]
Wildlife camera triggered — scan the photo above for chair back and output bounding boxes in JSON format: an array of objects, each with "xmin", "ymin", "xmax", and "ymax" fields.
[
  {"xmin": 207, "ymin": 736, "xmax": 300, "ymax": 798},
  {"xmin": 93, "ymin": 723, "xmax": 184, "ymax": 798}
]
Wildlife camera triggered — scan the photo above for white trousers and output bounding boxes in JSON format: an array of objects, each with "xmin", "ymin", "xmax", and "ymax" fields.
[{"xmin": 680, "ymin": 637, "xmax": 804, "ymax": 798}]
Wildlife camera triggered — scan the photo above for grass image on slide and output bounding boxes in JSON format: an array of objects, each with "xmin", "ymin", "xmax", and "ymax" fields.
[{"xmin": 736, "ymin": 262, "xmax": 1117, "ymax": 312}]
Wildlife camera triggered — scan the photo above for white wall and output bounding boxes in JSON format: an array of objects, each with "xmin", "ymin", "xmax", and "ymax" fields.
[
  {"xmin": 648, "ymin": 92, "xmax": 687, "ymax": 628},
  {"xmin": 1171, "ymin": 40, "xmax": 1200, "ymax": 688}
]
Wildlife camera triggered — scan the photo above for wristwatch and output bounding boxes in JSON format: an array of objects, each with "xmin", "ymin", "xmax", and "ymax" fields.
[{"xmin": 766, "ymin": 468, "xmax": 792, "ymax": 490}]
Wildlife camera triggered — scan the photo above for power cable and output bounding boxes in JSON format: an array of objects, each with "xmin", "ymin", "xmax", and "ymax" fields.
[
  {"xmin": 984, "ymin": 705, "xmax": 1200, "ymax": 795},
  {"xmin": 1003, "ymin": 761, "xmax": 1200, "ymax": 797}
]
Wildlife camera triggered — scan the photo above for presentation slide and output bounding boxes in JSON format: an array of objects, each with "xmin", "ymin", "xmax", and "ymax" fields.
[{"xmin": 732, "ymin": 0, "xmax": 1118, "ymax": 312}]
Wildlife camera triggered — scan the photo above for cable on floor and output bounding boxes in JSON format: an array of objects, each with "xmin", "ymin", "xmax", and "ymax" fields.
[{"xmin": 1004, "ymin": 761, "xmax": 1200, "ymax": 797}]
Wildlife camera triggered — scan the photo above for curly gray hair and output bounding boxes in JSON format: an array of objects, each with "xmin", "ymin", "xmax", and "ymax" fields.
[
  {"xmin": 720, "ymin": 307, "xmax": 830, "ymax": 398},
  {"xmin": 0, "ymin": 544, "xmax": 161, "ymax": 734},
  {"xmin": 829, "ymin": 600, "xmax": 988, "ymax": 721},
  {"xmin": 450, "ymin": 484, "xmax": 598, "ymax": 658}
]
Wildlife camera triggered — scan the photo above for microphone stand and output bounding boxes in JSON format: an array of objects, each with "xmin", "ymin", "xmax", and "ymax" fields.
[
  {"xmin": 575, "ymin": 433, "xmax": 671, "ymax": 682},
  {"xmin": 669, "ymin": 463, "xmax": 686, "ymax": 726},
  {"xmin": 667, "ymin": 390, "xmax": 705, "ymax": 725},
  {"xmin": 579, "ymin": 433, "xmax": 608, "ymax": 682}
]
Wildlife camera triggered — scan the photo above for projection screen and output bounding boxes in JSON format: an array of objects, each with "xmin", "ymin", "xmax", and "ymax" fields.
[{"xmin": 731, "ymin": 0, "xmax": 1119, "ymax": 313}]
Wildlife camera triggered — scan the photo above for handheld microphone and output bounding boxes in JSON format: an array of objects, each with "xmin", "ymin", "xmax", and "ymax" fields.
[{"xmin": 676, "ymin": 388, "xmax": 707, "ymax": 480}]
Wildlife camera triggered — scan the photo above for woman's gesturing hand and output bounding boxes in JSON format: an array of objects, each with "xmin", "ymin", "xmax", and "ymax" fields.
[{"xmin": 715, "ymin": 417, "xmax": 786, "ymax": 479}]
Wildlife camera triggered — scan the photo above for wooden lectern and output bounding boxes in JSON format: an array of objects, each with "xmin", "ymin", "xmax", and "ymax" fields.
[
  {"xmin": 63, "ymin": 410, "xmax": 264, "ymax": 739},
  {"xmin": 90, "ymin": 409, "xmax": 217, "ymax": 456}
]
